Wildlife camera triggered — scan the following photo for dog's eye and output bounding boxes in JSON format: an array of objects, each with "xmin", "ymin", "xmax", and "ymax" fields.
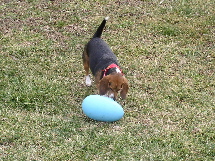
[
  {"xmin": 108, "ymin": 82, "xmax": 112, "ymax": 86},
  {"xmin": 121, "ymin": 84, "xmax": 124, "ymax": 89}
]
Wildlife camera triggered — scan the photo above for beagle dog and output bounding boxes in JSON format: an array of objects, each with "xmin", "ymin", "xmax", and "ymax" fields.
[{"xmin": 82, "ymin": 17, "xmax": 129, "ymax": 100}]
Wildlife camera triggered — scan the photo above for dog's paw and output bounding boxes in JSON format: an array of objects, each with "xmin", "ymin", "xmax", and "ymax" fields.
[{"xmin": 85, "ymin": 75, "xmax": 92, "ymax": 86}]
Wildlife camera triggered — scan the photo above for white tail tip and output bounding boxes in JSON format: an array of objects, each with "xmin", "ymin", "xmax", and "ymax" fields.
[{"xmin": 105, "ymin": 17, "xmax": 109, "ymax": 21}]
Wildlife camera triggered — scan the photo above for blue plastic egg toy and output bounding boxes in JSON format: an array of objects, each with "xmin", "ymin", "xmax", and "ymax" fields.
[{"xmin": 82, "ymin": 95, "xmax": 124, "ymax": 122}]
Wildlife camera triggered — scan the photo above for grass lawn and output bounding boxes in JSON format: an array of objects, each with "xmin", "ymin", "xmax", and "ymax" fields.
[{"xmin": 1, "ymin": 0, "xmax": 214, "ymax": 160}]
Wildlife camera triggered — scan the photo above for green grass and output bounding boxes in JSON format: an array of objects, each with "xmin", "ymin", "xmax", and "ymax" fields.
[{"xmin": 1, "ymin": 0, "xmax": 215, "ymax": 160}]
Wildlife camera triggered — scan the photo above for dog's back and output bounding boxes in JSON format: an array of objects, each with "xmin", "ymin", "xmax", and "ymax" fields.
[
  {"xmin": 87, "ymin": 38, "xmax": 118, "ymax": 75},
  {"xmin": 86, "ymin": 17, "xmax": 119, "ymax": 76}
]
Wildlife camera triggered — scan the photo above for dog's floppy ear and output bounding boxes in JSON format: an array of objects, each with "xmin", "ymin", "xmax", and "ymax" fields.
[
  {"xmin": 99, "ymin": 75, "xmax": 110, "ymax": 95},
  {"xmin": 120, "ymin": 77, "xmax": 129, "ymax": 99}
]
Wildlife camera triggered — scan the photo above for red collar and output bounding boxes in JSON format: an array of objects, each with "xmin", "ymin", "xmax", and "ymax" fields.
[{"xmin": 102, "ymin": 64, "xmax": 123, "ymax": 77}]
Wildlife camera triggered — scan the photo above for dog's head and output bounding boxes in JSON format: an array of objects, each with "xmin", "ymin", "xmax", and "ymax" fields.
[{"xmin": 99, "ymin": 73, "xmax": 128, "ymax": 100}]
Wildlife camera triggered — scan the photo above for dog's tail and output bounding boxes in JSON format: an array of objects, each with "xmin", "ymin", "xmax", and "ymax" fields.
[{"xmin": 93, "ymin": 17, "xmax": 109, "ymax": 38}]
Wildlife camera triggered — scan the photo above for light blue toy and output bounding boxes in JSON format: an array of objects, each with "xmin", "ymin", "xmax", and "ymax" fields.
[{"xmin": 82, "ymin": 95, "xmax": 124, "ymax": 122}]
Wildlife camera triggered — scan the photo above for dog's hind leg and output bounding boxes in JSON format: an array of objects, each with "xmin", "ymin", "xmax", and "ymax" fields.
[{"xmin": 82, "ymin": 46, "xmax": 92, "ymax": 86}]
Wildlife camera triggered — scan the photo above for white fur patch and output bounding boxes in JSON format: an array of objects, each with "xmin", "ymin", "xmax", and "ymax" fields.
[
  {"xmin": 116, "ymin": 68, "xmax": 121, "ymax": 73},
  {"xmin": 85, "ymin": 75, "xmax": 92, "ymax": 86},
  {"xmin": 108, "ymin": 93, "xmax": 114, "ymax": 98},
  {"xmin": 104, "ymin": 93, "xmax": 114, "ymax": 99},
  {"xmin": 105, "ymin": 17, "xmax": 109, "ymax": 21}
]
